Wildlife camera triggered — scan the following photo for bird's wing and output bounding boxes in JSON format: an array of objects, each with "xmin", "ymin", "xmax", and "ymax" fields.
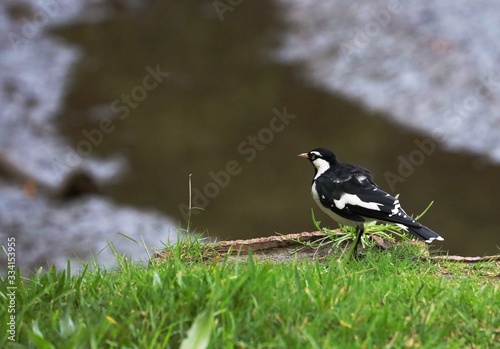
[
  {"xmin": 331, "ymin": 164, "xmax": 376, "ymax": 185},
  {"xmin": 316, "ymin": 166, "xmax": 421, "ymax": 228}
]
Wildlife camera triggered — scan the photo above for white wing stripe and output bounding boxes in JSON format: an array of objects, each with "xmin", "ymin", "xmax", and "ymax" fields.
[{"xmin": 334, "ymin": 193, "xmax": 382, "ymax": 211}]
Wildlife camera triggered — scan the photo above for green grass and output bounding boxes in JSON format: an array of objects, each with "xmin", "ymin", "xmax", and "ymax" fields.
[{"xmin": 1, "ymin": 241, "xmax": 499, "ymax": 348}]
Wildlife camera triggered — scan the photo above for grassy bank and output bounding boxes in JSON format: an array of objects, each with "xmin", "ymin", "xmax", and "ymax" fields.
[{"xmin": 1, "ymin": 241, "xmax": 499, "ymax": 348}]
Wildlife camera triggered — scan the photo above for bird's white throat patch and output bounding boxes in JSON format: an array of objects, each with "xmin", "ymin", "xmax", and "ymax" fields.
[{"xmin": 312, "ymin": 158, "xmax": 331, "ymax": 179}]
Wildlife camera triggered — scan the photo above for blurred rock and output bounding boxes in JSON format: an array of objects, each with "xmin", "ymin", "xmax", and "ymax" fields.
[{"xmin": 57, "ymin": 170, "xmax": 100, "ymax": 200}]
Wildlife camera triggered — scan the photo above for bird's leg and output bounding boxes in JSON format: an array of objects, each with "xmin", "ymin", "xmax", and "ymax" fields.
[
  {"xmin": 340, "ymin": 226, "xmax": 364, "ymax": 268},
  {"xmin": 352, "ymin": 226, "xmax": 364, "ymax": 259}
]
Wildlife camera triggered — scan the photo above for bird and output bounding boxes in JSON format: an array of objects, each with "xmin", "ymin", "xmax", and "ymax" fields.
[{"xmin": 298, "ymin": 147, "xmax": 443, "ymax": 258}]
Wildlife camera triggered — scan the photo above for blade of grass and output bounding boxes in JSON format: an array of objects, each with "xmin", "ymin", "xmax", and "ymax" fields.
[{"xmin": 179, "ymin": 310, "xmax": 214, "ymax": 349}]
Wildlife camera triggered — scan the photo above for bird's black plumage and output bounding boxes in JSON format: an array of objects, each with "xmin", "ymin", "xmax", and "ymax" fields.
[{"xmin": 299, "ymin": 148, "xmax": 443, "ymax": 249}]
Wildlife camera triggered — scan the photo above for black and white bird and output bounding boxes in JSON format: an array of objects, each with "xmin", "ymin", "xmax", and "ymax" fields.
[{"xmin": 299, "ymin": 148, "xmax": 443, "ymax": 255}]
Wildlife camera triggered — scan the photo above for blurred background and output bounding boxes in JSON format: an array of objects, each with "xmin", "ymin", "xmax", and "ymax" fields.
[{"xmin": 1, "ymin": 0, "xmax": 499, "ymax": 273}]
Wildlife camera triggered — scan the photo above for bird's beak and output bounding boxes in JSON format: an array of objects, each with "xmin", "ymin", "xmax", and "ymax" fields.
[{"xmin": 298, "ymin": 153, "xmax": 308, "ymax": 158}]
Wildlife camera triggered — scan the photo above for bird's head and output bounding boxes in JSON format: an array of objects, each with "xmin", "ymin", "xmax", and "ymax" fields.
[{"xmin": 298, "ymin": 148, "xmax": 338, "ymax": 174}]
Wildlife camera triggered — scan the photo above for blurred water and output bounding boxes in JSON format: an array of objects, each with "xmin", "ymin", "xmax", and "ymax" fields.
[
  {"xmin": 53, "ymin": 1, "xmax": 500, "ymax": 257},
  {"xmin": 278, "ymin": 0, "xmax": 500, "ymax": 162},
  {"xmin": 0, "ymin": 0, "xmax": 178, "ymax": 274},
  {"xmin": 1, "ymin": 0, "xmax": 499, "ymax": 274}
]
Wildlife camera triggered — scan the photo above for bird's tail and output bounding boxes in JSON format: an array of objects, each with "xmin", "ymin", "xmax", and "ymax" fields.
[{"xmin": 403, "ymin": 224, "xmax": 444, "ymax": 244}]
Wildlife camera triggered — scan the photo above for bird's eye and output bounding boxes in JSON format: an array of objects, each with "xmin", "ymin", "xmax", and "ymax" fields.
[{"xmin": 310, "ymin": 154, "xmax": 317, "ymax": 160}]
